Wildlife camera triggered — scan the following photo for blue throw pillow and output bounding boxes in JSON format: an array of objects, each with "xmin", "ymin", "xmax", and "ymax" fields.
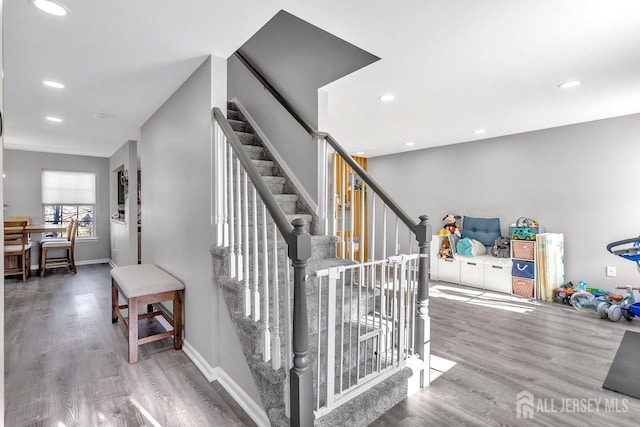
[{"xmin": 461, "ymin": 216, "xmax": 502, "ymax": 247}]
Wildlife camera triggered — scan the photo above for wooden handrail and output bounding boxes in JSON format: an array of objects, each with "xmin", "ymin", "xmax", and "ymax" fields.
[
  {"xmin": 234, "ymin": 51, "xmax": 417, "ymax": 234},
  {"xmin": 212, "ymin": 107, "xmax": 294, "ymax": 239}
]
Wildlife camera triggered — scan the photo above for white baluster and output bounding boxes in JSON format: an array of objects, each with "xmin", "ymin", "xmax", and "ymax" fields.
[
  {"xmin": 243, "ymin": 172, "xmax": 250, "ymax": 317},
  {"xmin": 252, "ymin": 186, "xmax": 260, "ymax": 322},
  {"xmin": 316, "ymin": 274, "xmax": 322, "ymax": 410},
  {"xmin": 236, "ymin": 158, "xmax": 243, "ymax": 281},
  {"xmin": 380, "ymin": 206, "xmax": 387, "ymax": 322},
  {"xmin": 398, "ymin": 258, "xmax": 407, "ymax": 366},
  {"xmin": 227, "ymin": 146, "xmax": 236, "ymax": 278},
  {"xmin": 213, "ymin": 121, "xmax": 226, "ymax": 247},
  {"xmin": 325, "ymin": 268, "xmax": 338, "ymax": 409},
  {"xmin": 317, "ymin": 138, "xmax": 327, "ymax": 235},
  {"xmin": 339, "ymin": 269, "xmax": 345, "ymax": 393},
  {"xmin": 262, "ymin": 205, "xmax": 271, "ymax": 362},
  {"xmin": 272, "ymin": 223, "xmax": 281, "ymax": 370},
  {"xmin": 284, "ymin": 255, "xmax": 292, "ymax": 418}
]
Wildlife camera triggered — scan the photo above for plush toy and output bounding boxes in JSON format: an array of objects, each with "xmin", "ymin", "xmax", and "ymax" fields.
[
  {"xmin": 437, "ymin": 239, "xmax": 453, "ymax": 259},
  {"xmin": 442, "ymin": 214, "xmax": 461, "ymax": 237}
]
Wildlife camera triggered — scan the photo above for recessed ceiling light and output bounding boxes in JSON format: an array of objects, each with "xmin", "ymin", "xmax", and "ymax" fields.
[
  {"xmin": 405, "ymin": 142, "xmax": 415, "ymax": 147},
  {"xmin": 356, "ymin": 151, "xmax": 365, "ymax": 155},
  {"xmin": 46, "ymin": 116, "xmax": 63, "ymax": 123},
  {"xmin": 558, "ymin": 80, "xmax": 582, "ymax": 89},
  {"xmin": 379, "ymin": 94, "xmax": 395, "ymax": 102},
  {"xmin": 43, "ymin": 80, "xmax": 65, "ymax": 89},
  {"xmin": 93, "ymin": 112, "xmax": 107, "ymax": 119},
  {"xmin": 32, "ymin": 0, "xmax": 70, "ymax": 16},
  {"xmin": 474, "ymin": 129, "xmax": 486, "ymax": 135}
]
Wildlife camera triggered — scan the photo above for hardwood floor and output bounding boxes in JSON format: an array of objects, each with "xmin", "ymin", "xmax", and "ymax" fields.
[
  {"xmin": 372, "ymin": 282, "xmax": 640, "ymax": 426},
  {"xmin": 8, "ymin": 265, "xmax": 640, "ymax": 426},
  {"xmin": 4, "ymin": 264, "xmax": 256, "ymax": 427}
]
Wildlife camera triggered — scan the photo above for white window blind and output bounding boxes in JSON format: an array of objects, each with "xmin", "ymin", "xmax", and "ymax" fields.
[{"xmin": 42, "ymin": 170, "xmax": 96, "ymax": 204}]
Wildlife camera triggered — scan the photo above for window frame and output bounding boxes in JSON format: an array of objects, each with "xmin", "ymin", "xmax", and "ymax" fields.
[{"xmin": 41, "ymin": 169, "xmax": 97, "ymax": 239}]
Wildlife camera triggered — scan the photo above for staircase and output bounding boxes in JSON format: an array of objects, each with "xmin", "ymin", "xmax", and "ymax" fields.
[{"xmin": 213, "ymin": 102, "xmax": 414, "ymax": 426}]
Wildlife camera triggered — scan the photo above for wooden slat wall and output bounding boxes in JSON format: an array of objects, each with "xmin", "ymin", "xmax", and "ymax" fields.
[{"xmin": 334, "ymin": 154, "xmax": 368, "ymax": 261}]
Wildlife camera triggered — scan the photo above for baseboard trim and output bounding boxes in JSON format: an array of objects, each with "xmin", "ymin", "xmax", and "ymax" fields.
[
  {"xmin": 30, "ymin": 258, "xmax": 111, "ymax": 271},
  {"xmin": 214, "ymin": 367, "xmax": 270, "ymax": 427},
  {"xmin": 77, "ymin": 258, "xmax": 111, "ymax": 266},
  {"xmin": 182, "ymin": 340, "xmax": 217, "ymax": 381},
  {"xmin": 182, "ymin": 340, "xmax": 269, "ymax": 427}
]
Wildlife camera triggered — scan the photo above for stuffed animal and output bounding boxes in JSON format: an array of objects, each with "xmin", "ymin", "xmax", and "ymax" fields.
[
  {"xmin": 437, "ymin": 239, "xmax": 453, "ymax": 259},
  {"xmin": 491, "ymin": 236, "xmax": 511, "ymax": 258},
  {"xmin": 442, "ymin": 214, "xmax": 461, "ymax": 237}
]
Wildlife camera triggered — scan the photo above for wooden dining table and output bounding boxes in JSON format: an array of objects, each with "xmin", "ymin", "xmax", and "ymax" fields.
[{"xmin": 5, "ymin": 224, "xmax": 67, "ymax": 235}]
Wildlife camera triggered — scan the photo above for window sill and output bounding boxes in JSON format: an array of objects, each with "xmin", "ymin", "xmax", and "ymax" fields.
[
  {"xmin": 110, "ymin": 219, "xmax": 126, "ymax": 225},
  {"xmin": 77, "ymin": 237, "xmax": 100, "ymax": 243}
]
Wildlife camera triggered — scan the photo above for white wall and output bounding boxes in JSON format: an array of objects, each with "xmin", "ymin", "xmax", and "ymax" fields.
[
  {"xmin": 140, "ymin": 56, "xmax": 262, "ymax": 409},
  {"xmin": 109, "ymin": 140, "xmax": 138, "ymax": 267},
  {"xmin": 3, "ymin": 149, "xmax": 111, "ymax": 266},
  {"xmin": 368, "ymin": 113, "xmax": 640, "ymax": 291}
]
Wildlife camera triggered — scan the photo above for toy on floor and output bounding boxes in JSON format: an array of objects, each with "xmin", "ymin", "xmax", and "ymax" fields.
[
  {"xmin": 570, "ymin": 236, "xmax": 640, "ymax": 322},
  {"xmin": 570, "ymin": 289, "xmax": 631, "ymax": 322},
  {"xmin": 554, "ymin": 281, "xmax": 588, "ymax": 305},
  {"xmin": 607, "ymin": 236, "xmax": 640, "ymax": 319},
  {"xmin": 554, "ymin": 282, "xmax": 577, "ymax": 305}
]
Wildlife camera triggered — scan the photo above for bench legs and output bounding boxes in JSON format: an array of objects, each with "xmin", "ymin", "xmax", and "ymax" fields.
[{"xmin": 111, "ymin": 279, "xmax": 184, "ymax": 363}]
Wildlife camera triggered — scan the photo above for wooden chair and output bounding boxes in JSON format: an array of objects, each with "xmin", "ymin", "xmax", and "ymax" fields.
[
  {"xmin": 40, "ymin": 220, "xmax": 75, "ymax": 243},
  {"xmin": 4, "ymin": 220, "xmax": 33, "ymax": 282},
  {"xmin": 40, "ymin": 218, "xmax": 78, "ymax": 277},
  {"xmin": 6, "ymin": 216, "xmax": 31, "ymax": 225}
]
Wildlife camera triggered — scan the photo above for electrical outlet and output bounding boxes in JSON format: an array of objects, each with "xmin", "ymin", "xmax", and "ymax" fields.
[{"xmin": 606, "ymin": 266, "xmax": 617, "ymax": 277}]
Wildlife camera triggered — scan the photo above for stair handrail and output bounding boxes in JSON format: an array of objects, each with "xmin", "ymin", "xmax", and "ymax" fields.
[
  {"xmin": 213, "ymin": 106, "xmax": 315, "ymax": 427},
  {"xmin": 235, "ymin": 50, "xmax": 417, "ymax": 234},
  {"xmin": 212, "ymin": 107, "xmax": 294, "ymax": 238}
]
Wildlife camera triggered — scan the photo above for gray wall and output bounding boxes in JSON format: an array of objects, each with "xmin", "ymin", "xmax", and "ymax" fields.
[
  {"xmin": 228, "ymin": 54, "xmax": 319, "ymax": 203},
  {"xmin": 228, "ymin": 10, "xmax": 379, "ymax": 205},
  {"xmin": 140, "ymin": 57, "xmax": 262, "ymax": 408},
  {"xmin": 368, "ymin": 113, "xmax": 640, "ymax": 291},
  {"xmin": 109, "ymin": 140, "xmax": 138, "ymax": 267},
  {"xmin": 141, "ymin": 56, "xmax": 216, "ymax": 363},
  {"xmin": 3, "ymin": 149, "xmax": 111, "ymax": 266}
]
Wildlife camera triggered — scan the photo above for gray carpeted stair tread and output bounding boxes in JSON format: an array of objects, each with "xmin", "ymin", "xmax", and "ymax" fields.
[
  {"xmin": 236, "ymin": 131, "xmax": 260, "ymax": 146},
  {"xmin": 307, "ymin": 256, "xmax": 354, "ymax": 271},
  {"xmin": 221, "ymin": 102, "xmax": 410, "ymax": 427},
  {"xmin": 228, "ymin": 118, "xmax": 248, "ymax": 132}
]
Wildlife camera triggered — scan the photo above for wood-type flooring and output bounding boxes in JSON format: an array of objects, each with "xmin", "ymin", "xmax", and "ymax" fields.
[
  {"xmin": 372, "ymin": 282, "xmax": 640, "ymax": 426},
  {"xmin": 4, "ymin": 264, "xmax": 256, "ymax": 427},
  {"xmin": 7, "ymin": 265, "xmax": 640, "ymax": 426}
]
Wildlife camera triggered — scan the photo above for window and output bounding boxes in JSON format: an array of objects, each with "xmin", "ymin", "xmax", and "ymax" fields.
[{"xmin": 42, "ymin": 170, "xmax": 96, "ymax": 238}]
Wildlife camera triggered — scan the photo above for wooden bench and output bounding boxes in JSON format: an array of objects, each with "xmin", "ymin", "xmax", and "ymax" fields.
[{"xmin": 111, "ymin": 264, "xmax": 184, "ymax": 363}]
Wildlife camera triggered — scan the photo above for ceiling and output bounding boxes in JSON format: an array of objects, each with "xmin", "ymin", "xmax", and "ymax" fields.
[{"xmin": 4, "ymin": 0, "xmax": 640, "ymax": 158}]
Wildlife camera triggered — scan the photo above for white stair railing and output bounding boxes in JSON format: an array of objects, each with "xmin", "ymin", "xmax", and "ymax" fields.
[
  {"xmin": 217, "ymin": 48, "xmax": 436, "ymax": 422},
  {"xmin": 313, "ymin": 254, "xmax": 419, "ymax": 416}
]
